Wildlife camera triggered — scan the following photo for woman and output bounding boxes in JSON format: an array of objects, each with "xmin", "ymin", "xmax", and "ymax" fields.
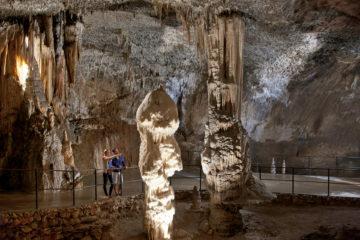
[{"xmin": 102, "ymin": 149, "xmax": 114, "ymax": 198}]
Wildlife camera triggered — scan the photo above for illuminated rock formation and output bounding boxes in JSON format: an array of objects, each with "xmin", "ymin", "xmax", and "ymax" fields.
[
  {"xmin": 136, "ymin": 86, "xmax": 182, "ymax": 240},
  {"xmin": 194, "ymin": 14, "xmax": 273, "ymax": 236},
  {"xmin": 0, "ymin": 13, "xmax": 83, "ymax": 189}
]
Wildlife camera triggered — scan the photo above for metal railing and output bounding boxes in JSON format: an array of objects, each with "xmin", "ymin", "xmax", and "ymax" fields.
[
  {"xmin": 253, "ymin": 155, "xmax": 360, "ymax": 176},
  {"xmin": 252, "ymin": 166, "xmax": 360, "ymax": 197},
  {"xmin": 0, "ymin": 165, "xmax": 204, "ymax": 211},
  {"xmin": 1, "ymin": 163, "xmax": 360, "ymax": 211}
]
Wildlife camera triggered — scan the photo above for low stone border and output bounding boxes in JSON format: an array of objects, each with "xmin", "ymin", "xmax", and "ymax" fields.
[
  {"xmin": 0, "ymin": 195, "xmax": 143, "ymax": 240},
  {"xmin": 2, "ymin": 190, "xmax": 359, "ymax": 239},
  {"xmin": 272, "ymin": 193, "xmax": 360, "ymax": 206},
  {"xmin": 0, "ymin": 190, "xmax": 207, "ymax": 240}
]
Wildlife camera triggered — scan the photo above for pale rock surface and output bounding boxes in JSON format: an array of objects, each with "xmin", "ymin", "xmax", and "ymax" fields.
[{"xmin": 136, "ymin": 86, "xmax": 183, "ymax": 240}]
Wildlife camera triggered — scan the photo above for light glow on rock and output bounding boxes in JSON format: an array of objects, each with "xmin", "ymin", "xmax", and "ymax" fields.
[
  {"xmin": 137, "ymin": 86, "xmax": 182, "ymax": 240},
  {"xmin": 15, "ymin": 56, "xmax": 29, "ymax": 91}
]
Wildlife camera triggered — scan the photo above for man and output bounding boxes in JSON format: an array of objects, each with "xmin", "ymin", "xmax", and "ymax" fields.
[
  {"xmin": 112, "ymin": 148, "xmax": 127, "ymax": 195},
  {"xmin": 102, "ymin": 149, "xmax": 114, "ymax": 198}
]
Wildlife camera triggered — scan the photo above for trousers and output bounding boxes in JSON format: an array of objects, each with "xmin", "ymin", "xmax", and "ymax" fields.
[{"xmin": 103, "ymin": 172, "xmax": 113, "ymax": 196}]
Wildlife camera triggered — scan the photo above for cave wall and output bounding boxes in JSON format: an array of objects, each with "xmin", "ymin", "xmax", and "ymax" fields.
[
  {"xmin": 0, "ymin": 0, "xmax": 360, "ymax": 186},
  {"xmin": 241, "ymin": 2, "xmax": 360, "ymax": 167},
  {"xmin": 68, "ymin": 9, "xmax": 207, "ymax": 169}
]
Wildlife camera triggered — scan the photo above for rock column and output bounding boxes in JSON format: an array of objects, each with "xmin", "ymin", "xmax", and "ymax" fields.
[
  {"xmin": 201, "ymin": 15, "xmax": 258, "ymax": 236},
  {"xmin": 136, "ymin": 86, "xmax": 182, "ymax": 240}
]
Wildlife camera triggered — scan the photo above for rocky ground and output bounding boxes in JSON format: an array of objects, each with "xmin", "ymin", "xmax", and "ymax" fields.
[{"xmin": 116, "ymin": 200, "xmax": 360, "ymax": 240}]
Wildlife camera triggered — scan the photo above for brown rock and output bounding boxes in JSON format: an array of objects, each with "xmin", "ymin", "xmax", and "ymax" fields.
[
  {"xmin": 55, "ymin": 233, "xmax": 64, "ymax": 240},
  {"xmin": 81, "ymin": 236, "xmax": 92, "ymax": 240},
  {"xmin": 73, "ymin": 233, "xmax": 84, "ymax": 239},
  {"xmin": 21, "ymin": 225, "xmax": 32, "ymax": 233},
  {"xmin": 63, "ymin": 225, "xmax": 74, "ymax": 232},
  {"xmin": 42, "ymin": 228, "xmax": 51, "ymax": 235},
  {"xmin": 13, "ymin": 219, "xmax": 21, "ymax": 226},
  {"xmin": 31, "ymin": 222, "xmax": 38, "ymax": 229},
  {"xmin": 174, "ymin": 228, "xmax": 189, "ymax": 238},
  {"xmin": 74, "ymin": 224, "xmax": 91, "ymax": 231},
  {"xmin": 72, "ymin": 210, "xmax": 80, "ymax": 218},
  {"xmin": 81, "ymin": 216, "xmax": 97, "ymax": 223},
  {"xmin": 198, "ymin": 219, "xmax": 210, "ymax": 233},
  {"xmin": 90, "ymin": 228, "xmax": 103, "ymax": 240},
  {"xmin": 101, "ymin": 231, "xmax": 115, "ymax": 240}
]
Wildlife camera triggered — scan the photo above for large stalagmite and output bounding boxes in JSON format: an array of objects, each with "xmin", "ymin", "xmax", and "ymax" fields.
[
  {"xmin": 200, "ymin": 14, "xmax": 273, "ymax": 236},
  {"xmin": 136, "ymin": 86, "xmax": 182, "ymax": 240}
]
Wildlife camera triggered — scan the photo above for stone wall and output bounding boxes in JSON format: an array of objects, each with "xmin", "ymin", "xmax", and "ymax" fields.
[
  {"xmin": 271, "ymin": 193, "xmax": 360, "ymax": 207},
  {"xmin": 0, "ymin": 195, "xmax": 143, "ymax": 240}
]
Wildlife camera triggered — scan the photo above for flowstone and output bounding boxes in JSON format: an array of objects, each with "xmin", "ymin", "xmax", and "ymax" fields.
[{"xmin": 136, "ymin": 86, "xmax": 182, "ymax": 240}]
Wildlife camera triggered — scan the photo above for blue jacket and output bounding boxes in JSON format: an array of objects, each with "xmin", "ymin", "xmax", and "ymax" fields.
[{"xmin": 112, "ymin": 155, "xmax": 126, "ymax": 172}]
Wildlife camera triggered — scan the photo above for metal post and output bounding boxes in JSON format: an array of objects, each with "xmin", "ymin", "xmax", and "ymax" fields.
[
  {"xmin": 35, "ymin": 169, "xmax": 39, "ymax": 209},
  {"xmin": 72, "ymin": 169, "xmax": 75, "ymax": 206},
  {"xmin": 199, "ymin": 165, "xmax": 202, "ymax": 191},
  {"xmin": 335, "ymin": 157, "xmax": 339, "ymax": 177},
  {"xmin": 94, "ymin": 169, "xmax": 97, "ymax": 201},
  {"xmin": 327, "ymin": 168, "xmax": 330, "ymax": 197},
  {"xmin": 259, "ymin": 167, "xmax": 262, "ymax": 180},
  {"xmin": 120, "ymin": 182, "xmax": 123, "ymax": 196},
  {"xmin": 292, "ymin": 168, "xmax": 295, "ymax": 194}
]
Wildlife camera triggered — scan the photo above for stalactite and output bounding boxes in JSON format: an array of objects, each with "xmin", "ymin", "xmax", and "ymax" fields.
[
  {"xmin": 64, "ymin": 18, "xmax": 83, "ymax": 85},
  {"xmin": 53, "ymin": 12, "xmax": 66, "ymax": 100},
  {"xmin": 0, "ymin": 12, "xmax": 83, "ymax": 132}
]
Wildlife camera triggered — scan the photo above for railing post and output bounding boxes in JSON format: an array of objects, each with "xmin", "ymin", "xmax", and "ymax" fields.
[
  {"xmin": 199, "ymin": 165, "xmax": 202, "ymax": 191},
  {"xmin": 35, "ymin": 169, "xmax": 39, "ymax": 209},
  {"xmin": 335, "ymin": 157, "xmax": 339, "ymax": 177},
  {"xmin": 292, "ymin": 168, "xmax": 295, "ymax": 194},
  {"xmin": 120, "ymin": 180, "xmax": 123, "ymax": 196},
  {"xmin": 327, "ymin": 168, "xmax": 330, "ymax": 197},
  {"xmin": 94, "ymin": 169, "xmax": 97, "ymax": 201},
  {"xmin": 72, "ymin": 169, "xmax": 75, "ymax": 206},
  {"xmin": 259, "ymin": 167, "xmax": 262, "ymax": 180}
]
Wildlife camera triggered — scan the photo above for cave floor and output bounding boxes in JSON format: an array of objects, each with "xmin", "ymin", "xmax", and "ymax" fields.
[{"xmin": 116, "ymin": 201, "xmax": 360, "ymax": 240}]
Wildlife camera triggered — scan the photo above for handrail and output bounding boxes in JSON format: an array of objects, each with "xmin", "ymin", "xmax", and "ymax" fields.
[
  {"xmin": 254, "ymin": 166, "xmax": 360, "ymax": 171},
  {"xmin": 1, "ymin": 164, "xmax": 360, "ymax": 211}
]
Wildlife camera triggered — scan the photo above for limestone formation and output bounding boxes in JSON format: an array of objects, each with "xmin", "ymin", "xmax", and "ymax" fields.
[
  {"xmin": 136, "ymin": 86, "xmax": 182, "ymax": 240},
  {"xmin": 191, "ymin": 186, "xmax": 201, "ymax": 210},
  {"xmin": 191, "ymin": 14, "xmax": 273, "ymax": 236},
  {"xmin": 61, "ymin": 130, "xmax": 75, "ymax": 167},
  {"xmin": 0, "ymin": 12, "xmax": 83, "ymax": 189}
]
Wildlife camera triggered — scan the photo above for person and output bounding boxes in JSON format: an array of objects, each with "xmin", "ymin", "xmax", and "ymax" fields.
[
  {"xmin": 102, "ymin": 149, "xmax": 114, "ymax": 198},
  {"xmin": 112, "ymin": 148, "xmax": 127, "ymax": 196}
]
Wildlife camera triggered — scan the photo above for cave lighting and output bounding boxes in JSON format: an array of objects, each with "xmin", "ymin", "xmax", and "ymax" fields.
[{"xmin": 15, "ymin": 56, "xmax": 29, "ymax": 91}]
